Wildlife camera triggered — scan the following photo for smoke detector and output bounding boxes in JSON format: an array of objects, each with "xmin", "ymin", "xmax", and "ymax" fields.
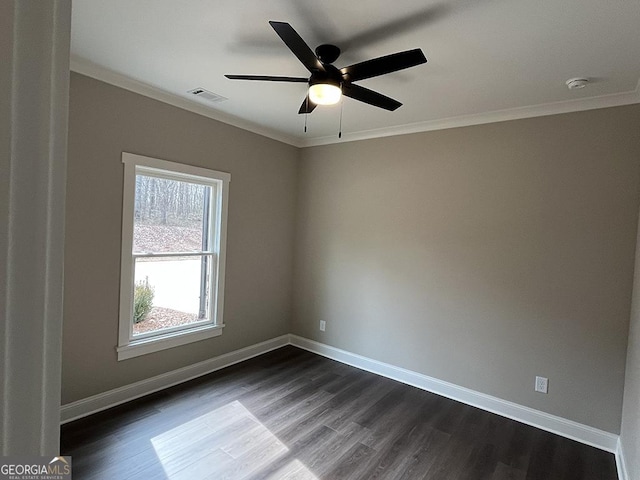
[{"xmin": 566, "ymin": 78, "xmax": 589, "ymax": 90}]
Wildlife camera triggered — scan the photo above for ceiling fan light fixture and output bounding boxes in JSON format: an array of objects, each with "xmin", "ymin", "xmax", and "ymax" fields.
[
  {"xmin": 308, "ymin": 83, "xmax": 342, "ymax": 105},
  {"xmin": 225, "ymin": 21, "xmax": 427, "ymax": 114}
]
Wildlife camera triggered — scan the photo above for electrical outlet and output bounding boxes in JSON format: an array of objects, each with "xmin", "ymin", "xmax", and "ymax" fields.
[
  {"xmin": 319, "ymin": 320, "xmax": 326, "ymax": 332},
  {"xmin": 535, "ymin": 376, "xmax": 548, "ymax": 394}
]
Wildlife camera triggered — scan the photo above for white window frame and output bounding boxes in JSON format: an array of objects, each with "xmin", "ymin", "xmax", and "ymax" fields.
[{"xmin": 117, "ymin": 152, "xmax": 230, "ymax": 361}]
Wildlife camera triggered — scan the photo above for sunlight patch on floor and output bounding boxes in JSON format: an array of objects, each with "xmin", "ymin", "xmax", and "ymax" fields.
[{"xmin": 151, "ymin": 400, "xmax": 319, "ymax": 479}]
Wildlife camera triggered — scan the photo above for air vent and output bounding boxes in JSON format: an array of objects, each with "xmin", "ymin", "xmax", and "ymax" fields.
[{"xmin": 187, "ymin": 88, "xmax": 227, "ymax": 103}]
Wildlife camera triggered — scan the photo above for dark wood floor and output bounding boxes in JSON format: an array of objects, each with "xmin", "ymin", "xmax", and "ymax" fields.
[{"xmin": 60, "ymin": 346, "xmax": 618, "ymax": 480}]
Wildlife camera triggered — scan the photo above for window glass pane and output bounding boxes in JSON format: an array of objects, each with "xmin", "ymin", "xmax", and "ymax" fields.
[
  {"xmin": 132, "ymin": 255, "xmax": 212, "ymax": 336},
  {"xmin": 133, "ymin": 175, "xmax": 212, "ymax": 253}
]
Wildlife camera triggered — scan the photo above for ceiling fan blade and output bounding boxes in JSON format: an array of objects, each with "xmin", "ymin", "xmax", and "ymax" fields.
[
  {"xmin": 341, "ymin": 48, "xmax": 427, "ymax": 82},
  {"xmin": 225, "ymin": 74, "xmax": 308, "ymax": 83},
  {"xmin": 298, "ymin": 95, "xmax": 317, "ymax": 114},
  {"xmin": 339, "ymin": 6, "xmax": 450, "ymax": 51},
  {"xmin": 269, "ymin": 21, "xmax": 324, "ymax": 73},
  {"xmin": 342, "ymin": 83, "xmax": 402, "ymax": 111}
]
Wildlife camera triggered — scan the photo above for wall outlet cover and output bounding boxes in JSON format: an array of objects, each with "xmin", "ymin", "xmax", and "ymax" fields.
[{"xmin": 535, "ymin": 376, "xmax": 548, "ymax": 394}]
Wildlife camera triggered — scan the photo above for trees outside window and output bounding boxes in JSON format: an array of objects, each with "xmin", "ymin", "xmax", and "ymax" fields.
[{"xmin": 117, "ymin": 153, "xmax": 230, "ymax": 361}]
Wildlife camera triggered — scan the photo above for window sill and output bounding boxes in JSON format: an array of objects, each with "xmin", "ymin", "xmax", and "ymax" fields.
[{"xmin": 116, "ymin": 324, "xmax": 224, "ymax": 361}]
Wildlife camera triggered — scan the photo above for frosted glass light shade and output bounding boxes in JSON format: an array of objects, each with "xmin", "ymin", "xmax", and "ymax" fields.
[{"xmin": 308, "ymin": 83, "xmax": 341, "ymax": 105}]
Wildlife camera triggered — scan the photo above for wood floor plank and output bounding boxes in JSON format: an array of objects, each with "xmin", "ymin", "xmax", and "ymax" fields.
[
  {"xmin": 423, "ymin": 434, "xmax": 477, "ymax": 480},
  {"xmin": 359, "ymin": 420, "xmax": 435, "ymax": 479},
  {"xmin": 323, "ymin": 442, "xmax": 378, "ymax": 480},
  {"xmin": 492, "ymin": 462, "xmax": 527, "ymax": 480},
  {"xmin": 499, "ymin": 422, "xmax": 536, "ymax": 471},
  {"xmin": 60, "ymin": 346, "xmax": 619, "ymax": 480},
  {"xmin": 244, "ymin": 424, "xmax": 341, "ymax": 480},
  {"xmin": 525, "ymin": 430, "xmax": 559, "ymax": 480},
  {"xmin": 458, "ymin": 442, "xmax": 498, "ymax": 480},
  {"xmin": 395, "ymin": 427, "xmax": 452, "ymax": 480}
]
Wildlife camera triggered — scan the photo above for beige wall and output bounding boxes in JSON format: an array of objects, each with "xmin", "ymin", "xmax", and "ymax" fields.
[
  {"xmin": 62, "ymin": 73, "xmax": 299, "ymax": 404},
  {"xmin": 64, "ymin": 72, "xmax": 640, "ymax": 439},
  {"xmin": 294, "ymin": 105, "xmax": 640, "ymax": 433},
  {"xmin": 621, "ymin": 209, "xmax": 640, "ymax": 478}
]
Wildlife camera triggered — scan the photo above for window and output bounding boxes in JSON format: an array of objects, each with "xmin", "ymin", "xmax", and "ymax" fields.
[{"xmin": 117, "ymin": 152, "xmax": 230, "ymax": 360}]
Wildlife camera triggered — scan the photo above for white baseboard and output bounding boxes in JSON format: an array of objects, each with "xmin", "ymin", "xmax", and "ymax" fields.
[
  {"xmin": 616, "ymin": 437, "xmax": 629, "ymax": 480},
  {"xmin": 60, "ymin": 333, "xmax": 622, "ymax": 470},
  {"xmin": 60, "ymin": 335, "xmax": 289, "ymax": 424},
  {"xmin": 289, "ymin": 334, "xmax": 620, "ymax": 454}
]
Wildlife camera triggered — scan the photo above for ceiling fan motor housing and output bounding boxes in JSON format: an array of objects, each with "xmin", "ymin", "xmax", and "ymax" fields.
[
  {"xmin": 310, "ymin": 64, "xmax": 343, "ymax": 88},
  {"xmin": 315, "ymin": 44, "xmax": 341, "ymax": 64}
]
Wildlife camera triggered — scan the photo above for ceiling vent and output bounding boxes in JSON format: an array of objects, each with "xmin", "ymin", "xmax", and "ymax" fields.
[{"xmin": 188, "ymin": 88, "xmax": 227, "ymax": 103}]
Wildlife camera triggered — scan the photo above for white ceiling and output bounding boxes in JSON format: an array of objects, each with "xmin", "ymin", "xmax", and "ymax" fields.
[{"xmin": 71, "ymin": 0, "xmax": 640, "ymax": 147}]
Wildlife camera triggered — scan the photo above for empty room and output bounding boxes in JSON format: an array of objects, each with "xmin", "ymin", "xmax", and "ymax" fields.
[{"xmin": 2, "ymin": 1, "xmax": 640, "ymax": 479}]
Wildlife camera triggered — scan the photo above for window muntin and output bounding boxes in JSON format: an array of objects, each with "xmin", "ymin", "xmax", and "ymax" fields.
[{"xmin": 118, "ymin": 153, "xmax": 230, "ymax": 360}]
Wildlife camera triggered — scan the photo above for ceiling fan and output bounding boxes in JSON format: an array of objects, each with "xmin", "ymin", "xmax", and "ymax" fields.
[{"xmin": 225, "ymin": 21, "xmax": 427, "ymax": 114}]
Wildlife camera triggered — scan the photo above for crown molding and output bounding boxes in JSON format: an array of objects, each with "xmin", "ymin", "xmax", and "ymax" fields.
[
  {"xmin": 301, "ymin": 79, "xmax": 640, "ymax": 147},
  {"xmin": 70, "ymin": 55, "xmax": 303, "ymax": 147},
  {"xmin": 70, "ymin": 56, "xmax": 639, "ymax": 150}
]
